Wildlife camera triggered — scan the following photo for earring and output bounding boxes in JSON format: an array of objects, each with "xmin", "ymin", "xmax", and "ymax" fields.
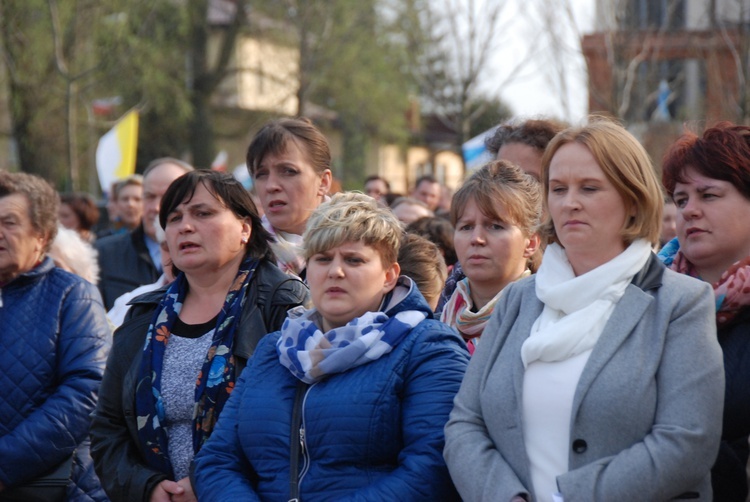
[{"xmin": 241, "ymin": 237, "xmax": 248, "ymax": 244}]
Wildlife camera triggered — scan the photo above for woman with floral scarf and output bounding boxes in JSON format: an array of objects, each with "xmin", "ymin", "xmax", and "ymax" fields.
[
  {"xmin": 661, "ymin": 122, "xmax": 750, "ymax": 502},
  {"xmin": 90, "ymin": 171, "xmax": 308, "ymax": 502},
  {"xmin": 193, "ymin": 192, "xmax": 469, "ymax": 501},
  {"xmin": 441, "ymin": 161, "xmax": 542, "ymax": 354}
]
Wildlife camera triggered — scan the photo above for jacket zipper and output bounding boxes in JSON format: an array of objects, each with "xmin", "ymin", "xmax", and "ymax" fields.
[{"xmin": 298, "ymin": 383, "xmax": 315, "ymax": 489}]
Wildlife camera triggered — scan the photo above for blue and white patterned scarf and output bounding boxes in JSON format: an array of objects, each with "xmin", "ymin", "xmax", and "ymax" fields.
[{"xmin": 276, "ymin": 291, "xmax": 427, "ymax": 383}]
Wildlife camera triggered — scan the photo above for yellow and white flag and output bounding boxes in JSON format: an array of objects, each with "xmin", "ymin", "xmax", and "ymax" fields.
[{"xmin": 96, "ymin": 110, "xmax": 139, "ymax": 193}]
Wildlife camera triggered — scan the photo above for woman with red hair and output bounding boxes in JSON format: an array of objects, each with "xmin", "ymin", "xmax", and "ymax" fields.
[{"xmin": 661, "ymin": 122, "xmax": 750, "ymax": 502}]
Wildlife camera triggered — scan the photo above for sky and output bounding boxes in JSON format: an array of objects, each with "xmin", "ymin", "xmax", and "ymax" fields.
[{"xmin": 481, "ymin": 0, "xmax": 595, "ymax": 124}]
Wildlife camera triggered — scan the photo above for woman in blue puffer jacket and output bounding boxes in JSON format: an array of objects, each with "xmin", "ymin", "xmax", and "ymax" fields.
[
  {"xmin": 0, "ymin": 171, "xmax": 110, "ymax": 501},
  {"xmin": 193, "ymin": 192, "xmax": 469, "ymax": 501}
]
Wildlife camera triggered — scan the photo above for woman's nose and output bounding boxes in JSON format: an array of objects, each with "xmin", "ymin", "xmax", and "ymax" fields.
[
  {"xmin": 265, "ymin": 171, "xmax": 281, "ymax": 191},
  {"xmin": 328, "ymin": 259, "xmax": 345, "ymax": 277},
  {"xmin": 562, "ymin": 191, "xmax": 582, "ymax": 211},
  {"xmin": 680, "ymin": 198, "xmax": 700, "ymax": 219},
  {"xmin": 470, "ymin": 228, "xmax": 486, "ymax": 245},
  {"xmin": 177, "ymin": 216, "xmax": 194, "ymax": 233}
]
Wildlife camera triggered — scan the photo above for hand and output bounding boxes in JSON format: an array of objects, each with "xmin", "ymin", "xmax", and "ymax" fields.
[
  {"xmin": 171, "ymin": 477, "xmax": 197, "ymax": 502},
  {"xmin": 149, "ymin": 480, "xmax": 184, "ymax": 502}
]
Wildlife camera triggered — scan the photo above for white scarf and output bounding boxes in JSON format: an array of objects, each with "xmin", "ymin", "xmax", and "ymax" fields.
[{"xmin": 521, "ymin": 240, "xmax": 652, "ymax": 367}]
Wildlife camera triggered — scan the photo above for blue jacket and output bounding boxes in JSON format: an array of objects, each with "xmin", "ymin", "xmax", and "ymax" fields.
[
  {"xmin": 0, "ymin": 257, "xmax": 111, "ymax": 501},
  {"xmin": 193, "ymin": 280, "xmax": 469, "ymax": 501}
]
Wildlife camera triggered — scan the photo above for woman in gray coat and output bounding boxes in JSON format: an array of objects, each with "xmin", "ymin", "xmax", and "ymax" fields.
[{"xmin": 444, "ymin": 120, "xmax": 725, "ymax": 502}]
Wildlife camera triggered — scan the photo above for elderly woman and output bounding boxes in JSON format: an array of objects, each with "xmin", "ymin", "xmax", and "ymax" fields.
[
  {"xmin": 661, "ymin": 122, "xmax": 750, "ymax": 502},
  {"xmin": 246, "ymin": 117, "xmax": 332, "ymax": 278},
  {"xmin": 444, "ymin": 120, "xmax": 725, "ymax": 501},
  {"xmin": 90, "ymin": 171, "xmax": 308, "ymax": 502},
  {"xmin": 441, "ymin": 161, "xmax": 541, "ymax": 354},
  {"xmin": 193, "ymin": 192, "xmax": 469, "ymax": 501},
  {"xmin": 0, "ymin": 172, "xmax": 110, "ymax": 501}
]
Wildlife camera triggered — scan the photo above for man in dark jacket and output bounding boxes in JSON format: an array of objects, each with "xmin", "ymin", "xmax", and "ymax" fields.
[{"xmin": 96, "ymin": 158, "xmax": 193, "ymax": 309}]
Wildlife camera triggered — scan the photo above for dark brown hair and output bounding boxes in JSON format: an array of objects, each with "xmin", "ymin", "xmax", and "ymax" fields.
[
  {"xmin": 60, "ymin": 192, "xmax": 100, "ymax": 231},
  {"xmin": 485, "ymin": 118, "xmax": 568, "ymax": 156},
  {"xmin": 246, "ymin": 117, "xmax": 331, "ymax": 176}
]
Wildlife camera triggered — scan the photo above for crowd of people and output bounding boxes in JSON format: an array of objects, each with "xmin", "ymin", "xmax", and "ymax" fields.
[{"xmin": 0, "ymin": 115, "xmax": 748, "ymax": 502}]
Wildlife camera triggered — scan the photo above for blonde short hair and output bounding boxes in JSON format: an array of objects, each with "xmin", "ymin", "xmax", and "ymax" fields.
[
  {"xmin": 540, "ymin": 119, "xmax": 663, "ymax": 246},
  {"xmin": 304, "ymin": 192, "xmax": 402, "ymax": 266}
]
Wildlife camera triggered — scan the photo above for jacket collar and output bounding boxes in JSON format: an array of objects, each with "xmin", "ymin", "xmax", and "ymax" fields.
[
  {"xmin": 630, "ymin": 252, "xmax": 664, "ymax": 292},
  {"xmin": 383, "ymin": 276, "xmax": 435, "ymax": 320},
  {"xmin": 4, "ymin": 256, "xmax": 55, "ymax": 287}
]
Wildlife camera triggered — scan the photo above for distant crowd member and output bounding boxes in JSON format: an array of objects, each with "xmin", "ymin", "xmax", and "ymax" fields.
[
  {"xmin": 90, "ymin": 170, "xmax": 308, "ymax": 502},
  {"xmin": 485, "ymin": 117, "xmax": 568, "ymax": 180},
  {"xmin": 406, "ymin": 216, "xmax": 457, "ymax": 271},
  {"xmin": 59, "ymin": 191, "xmax": 100, "ymax": 243},
  {"xmin": 95, "ymin": 158, "xmax": 192, "ymax": 310},
  {"xmin": 661, "ymin": 122, "xmax": 750, "ymax": 502},
  {"xmin": 193, "ymin": 192, "xmax": 468, "ymax": 501},
  {"xmin": 97, "ymin": 175, "xmax": 144, "ymax": 239},
  {"xmin": 0, "ymin": 171, "xmax": 110, "ymax": 501},
  {"xmin": 49, "ymin": 225, "xmax": 100, "ymax": 285},
  {"xmin": 246, "ymin": 117, "xmax": 333, "ymax": 278},
  {"xmin": 445, "ymin": 120, "xmax": 723, "ymax": 502},
  {"xmin": 399, "ymin": 232, "xmax": 448, "ymax": 310},
  {"xmin": 115, "ymin": 175, "xmax": 144, "ymax": 232},
  {"xmin": 412, "ymin": 174, "xmax": 442, "ymax": 211},
  {"xmin": 441, "ymin": 161, "xmax": 541, "ymax": 354},
  {"xmin": 390, "ymin": 196, "xmax": 433, "ymax": 225},
  {"xmin": 364, "ymin": 175, "xmax": 390, "ymax": 205}
]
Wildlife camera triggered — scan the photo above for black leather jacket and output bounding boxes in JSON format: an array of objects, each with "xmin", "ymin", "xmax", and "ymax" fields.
[{"xmin": 89, "ymin": 259, "xmax": 308, "ymax": 502}]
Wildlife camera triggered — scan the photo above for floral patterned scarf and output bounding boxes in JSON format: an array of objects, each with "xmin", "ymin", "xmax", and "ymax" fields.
[
  {"xmin": 671, "ymin": 251, "xmax": 750, "ymax": 328},
  {"xmin": 134, "ymin": 255, "xmax": 258, "ymax": 477}
]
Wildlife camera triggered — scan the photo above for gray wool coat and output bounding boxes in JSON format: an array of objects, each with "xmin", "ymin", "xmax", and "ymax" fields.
[{"xmin": 444, "ymin": 255, "xmax": 724, "ymax": 502}]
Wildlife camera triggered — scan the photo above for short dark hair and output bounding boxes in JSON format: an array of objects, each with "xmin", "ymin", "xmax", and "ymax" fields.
[
  {"xmin": 159, "ymin": 170, "xmax": 273, "ymax": 275},
  {"xmin": 414, "ymin": 174, "xmax": 439, "ymax": 189},
  {"xmin": 60, "ymin": 192, "xmax": 100, "ymax": 231},
  {"xmin": 0, "ymin": 171, "xmax": 59, "ymax": 252},
  {"xmin": 485, "ymin": 118, "xmax": 568, "ymax": 156},
  {"xmin": 246, "ymin": 117, "xmax": 331, "ymax": 176}
]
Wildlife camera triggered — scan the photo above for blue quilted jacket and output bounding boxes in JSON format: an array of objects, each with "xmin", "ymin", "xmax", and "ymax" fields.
[
  {"xmin": 193, "ymin": 280, "xmax": 469, "ymax": 501},
  {"xmin": 0, "ymin": 258, "xmax": 111, "ymax": 501}
]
